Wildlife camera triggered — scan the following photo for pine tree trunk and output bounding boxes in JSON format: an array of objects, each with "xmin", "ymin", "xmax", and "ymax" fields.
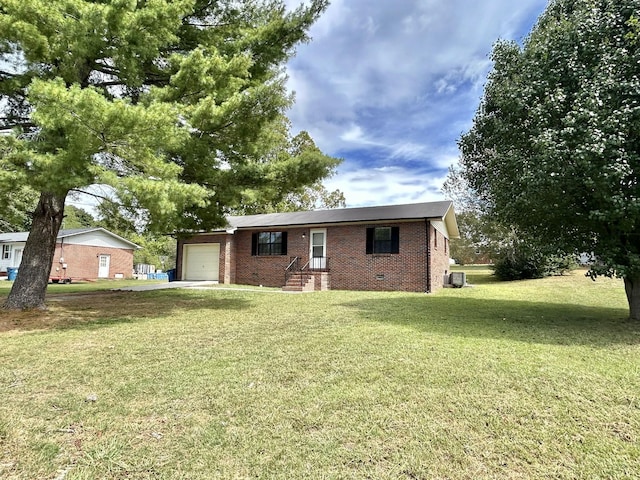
[
  {"xmin": 625, "ymin": 276, "xmax": 640, "ymax": 321},
  {"xmin": 3, "ymin": 192, "xmax": 66, "ymax": 310}
]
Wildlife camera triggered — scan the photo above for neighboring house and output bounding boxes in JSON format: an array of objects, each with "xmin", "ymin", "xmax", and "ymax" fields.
[
  {"xmin": 177, "ymin": 201, "xmax": 459, "ymax": 292},
  {"xmin": 0, "ymin": 228, "xmax": 139, "ymax": 281}
]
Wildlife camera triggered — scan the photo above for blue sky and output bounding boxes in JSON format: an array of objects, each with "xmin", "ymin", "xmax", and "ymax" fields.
[{"xmin": 284, "ymin": 0, "xmax": 550, "ymax": 207}]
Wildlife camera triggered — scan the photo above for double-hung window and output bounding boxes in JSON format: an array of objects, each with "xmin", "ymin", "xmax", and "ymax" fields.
[
  {"xmin": 366, "ymin": 227, "xmax": 399, "ymax": 254},
  {"xmin": 2, "ymin": 245, "xmax": 11, "ymax": 260},
  {"xmin": 251, "ymin": 232, "xmax": 288, "ymax": 256}
]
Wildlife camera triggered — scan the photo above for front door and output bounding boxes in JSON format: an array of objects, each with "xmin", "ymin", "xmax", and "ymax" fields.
[
  {"xmin": 98, "ymin": 254, "xmax": 110, "ymax": 278},
  {"xmin": 12, "ymin": 248, "xmax": 22, "ymax": 267},
  {"xmin": 309, "ymin": 229, "xmax": 327, "ymax": 270}
]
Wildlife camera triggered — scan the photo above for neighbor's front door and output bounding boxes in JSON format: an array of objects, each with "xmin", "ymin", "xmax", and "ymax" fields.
[
  {"xmin": 309, "ymin": 228, "xmax": 327, "ymax": 270},
  {"xmin": 98, "ymin": 254, "xmax": 110, "ymax": 278},
  {"xmin": 12, "ymin": 248, "xmax": 22, "ymax": 267}
]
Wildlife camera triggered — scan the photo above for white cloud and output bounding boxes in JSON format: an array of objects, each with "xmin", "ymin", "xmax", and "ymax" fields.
[
  {"xmin": 325, "ymin": 164, "xmax": 449, "ymax": 208},
  {"xmin": 286, "ymin": 0, "xmax": 549, "ymax": 207},
  {"xmin": 340, "ymin": 124, "xmax": 366, "ymax": 143},
  {"xmin": 388, "ymin": 142, "xmax": 428, "ymax": 160}
]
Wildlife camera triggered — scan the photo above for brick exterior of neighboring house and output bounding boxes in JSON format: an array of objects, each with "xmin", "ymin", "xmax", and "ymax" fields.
[
  {"xmin": 0, "ymin": 228, "xmax": 138, "ymax": 281},
  {"xmin": 50, "ymin": 242, "xmax": 136, "ymax": 280},
  {"xmin": 176, "ymin": 201, "xmax": 459, "ymax": 293}
]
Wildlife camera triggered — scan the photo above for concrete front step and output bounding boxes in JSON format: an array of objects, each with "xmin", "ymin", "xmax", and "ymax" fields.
[
  {"xmin": 282, "ymin": 286, "xmax": 305, "ymax": 292},
  {"xmin": 283, "ymin": 274, "xmax": 313, "ymax": 292}
]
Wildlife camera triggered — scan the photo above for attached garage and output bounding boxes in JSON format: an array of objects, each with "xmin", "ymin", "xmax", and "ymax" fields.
[{"xmin": 182, "ymin": 243, "xmax": 220, "ymax": 281}]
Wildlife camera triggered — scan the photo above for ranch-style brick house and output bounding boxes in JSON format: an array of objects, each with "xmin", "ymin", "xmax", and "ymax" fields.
[
  {"xmin": 0, "ymin": 227, "xmax": 139, "ymax": 282},
  {"xmin": 176, "ymin": 201, "xmax": 459, "ymax": 292}
]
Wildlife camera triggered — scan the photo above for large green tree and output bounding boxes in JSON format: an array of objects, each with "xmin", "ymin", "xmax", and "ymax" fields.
[
  {"xmin": 61, "ymin": 205, "xmax": 96, "ymax": 230},
  {"xmin": 458, "ymin": 0, "xmax": 640, "ymax": 319},
  {"xmin": 234, "ymin": 129, "xmax": 345, "ymax": 214},
  {"xmin": 442, "ymin": 164, "xmax": 504, "ymax": 265},
  {"xmin": 0, "ymin": 0, "xmax": 333, "ymax": 309},
  {"xmin": 0, "ymin": 185, "xmax": 36, "ymax": 233},
  {"xmin": 443, "ymin": 163, "xmax": 577, "ymax": 275},
  {"xmin": 93, "ymin": 197, "xmax": 174, "ymax": 269}
]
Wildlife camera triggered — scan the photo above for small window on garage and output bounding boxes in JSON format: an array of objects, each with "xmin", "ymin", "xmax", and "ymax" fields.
[{"xmin": 2, "ymin": 245, "xmax": 11, "ymax": 260}]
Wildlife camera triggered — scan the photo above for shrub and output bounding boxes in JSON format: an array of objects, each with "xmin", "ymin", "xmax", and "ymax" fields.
[
  {"xmin": 544, "ymin": 254, "xmax": 579, "ymax": 276},
  {"xmin": 492, "ymin": 250, "xmax": 546, "ymax": 281},
  {"xmin": 492, "ymin": 243, "xmax": 577, "ymax": 281}
]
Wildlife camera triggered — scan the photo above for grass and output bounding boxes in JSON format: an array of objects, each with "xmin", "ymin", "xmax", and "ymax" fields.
[
  {"xmin": 453, "ymin": 264, "xmax": 501, "ymax": 285},
  {"xmin": 0, "ymin": 270, "xmax": 638, "ymax": 479},
  {"xmin": 0, "ymin": 278, "xmax": 169, "ymax": 296}
]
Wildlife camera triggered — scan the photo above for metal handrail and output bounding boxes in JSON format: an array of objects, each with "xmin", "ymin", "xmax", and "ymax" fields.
[
  {"xmin": 284, "ymin": 257, "xmax": 330, "ymax": 288},
  {"xmin": 285, "ymin": 256, "xmax": 299, "ymax": 285},
  {"xmin": 296, "ymin": 260, "xmax": 310, "ymax": 288},
  {"xmin": 309, "ymin": 256, "xmax": 330, "ymax": 272},
  {"xmin": 286, "ymin": 256, "xmax": 299, "ymax": 272}
]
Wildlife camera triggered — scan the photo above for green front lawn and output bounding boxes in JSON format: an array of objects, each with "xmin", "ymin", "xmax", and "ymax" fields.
[
  {"xmin": 0, "ymin": 278, "xmax": 168, "ymax": 296},
  {"xmin": 0, "ymin": 270, "xmax": 638, "ymax": 479}
]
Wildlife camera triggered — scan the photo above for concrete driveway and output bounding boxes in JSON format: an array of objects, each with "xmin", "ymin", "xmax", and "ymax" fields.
[{"xmin": 112, "ymin": 281, "xmax": 219, "ymax": 292}]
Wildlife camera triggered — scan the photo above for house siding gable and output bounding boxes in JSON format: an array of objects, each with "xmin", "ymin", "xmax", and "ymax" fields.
[
  {"xmin": 431, "ymin": 219, "xmax": 449, "ymax": 239},
  {"xmin": 61, "ymin": 230, "xmax": 137, "ymax": 249}
]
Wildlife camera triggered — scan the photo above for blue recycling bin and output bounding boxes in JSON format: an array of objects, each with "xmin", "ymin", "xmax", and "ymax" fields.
[
  {"xmin": 167, "ymin": 269, "xmax": 176, "ymax": 282},
  {"xmin": 7, "ymin": 267, "xmax": 18, "ymax": 281}
]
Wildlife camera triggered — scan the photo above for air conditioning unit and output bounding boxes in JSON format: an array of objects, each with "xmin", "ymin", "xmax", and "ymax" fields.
[{"xmin": 450, "ymin": 272, "xmax": 466, "ymax": 288}]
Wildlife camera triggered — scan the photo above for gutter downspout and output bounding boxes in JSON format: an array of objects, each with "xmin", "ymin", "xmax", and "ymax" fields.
[{"xmin": 426, "ymin": 219, "xmax": 431, "ymax": 293}]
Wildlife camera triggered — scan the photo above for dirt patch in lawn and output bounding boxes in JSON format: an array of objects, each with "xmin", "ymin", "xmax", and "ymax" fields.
[
  {"xmin": 1, "ymin": 288, "xmax": 249, "ymax": 334},
  {"xmin": 0, "ymin": 289, "xmax": 168, "ymax": 333}
]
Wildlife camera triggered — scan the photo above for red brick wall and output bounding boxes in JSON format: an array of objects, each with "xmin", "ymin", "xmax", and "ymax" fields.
[
  {"xmin": 178, "ymin": 221, "xmax": 452, "ymax": 292},
  {"xmin": 50, "ymin": 243, "xmax": 135, "ymax": 280},
  {"xmin": 429, "ymin": 226, "xmax": 451, "ymax": 293},
  {"xmin": 233, "ymin": 228, "xmax": 308, "ymax": 287},
  {"xmin": 224, "ymin": 234, "xmax": 236, "ymax": 284}
]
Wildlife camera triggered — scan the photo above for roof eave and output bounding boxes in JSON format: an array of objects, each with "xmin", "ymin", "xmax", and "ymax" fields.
[
  {"xmin": 191, "ymin": 216, "xmax": 453, "ymax": 234},
  {"xmin": 443, "ymin": 203, "xmax": 460, "ymax": 239},
  {"xmin": 58, "ymin": 227, "xmax": 141, "ymax": 249}
]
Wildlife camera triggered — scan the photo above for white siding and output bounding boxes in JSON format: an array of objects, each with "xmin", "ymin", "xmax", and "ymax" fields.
[
  {"xmin": 63, "ymin": 230, "xmax": 135, "ymax": 249},
  {"xmin": 0, "ymin": 242, "xmax": 25, "ymax": 272},
  {"xmin": 431, "ymin": 220, "xmax": 450, "ymax": 239}
]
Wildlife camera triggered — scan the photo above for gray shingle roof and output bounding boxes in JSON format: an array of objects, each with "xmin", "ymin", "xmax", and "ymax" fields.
[
  {"xmin": 0, "ymin": 227, "xmax": 140, "ymax": 248},
  {"xmin": 226, "ymin": 201, "xmax": 458, "ymax": 236},
  {"xmin": 0, "ymin": 232, "xmax": 28, "ymax": 243},
  {"xmin": 0, "ymin": 227, "xmax": 97, "ymax": 243}
]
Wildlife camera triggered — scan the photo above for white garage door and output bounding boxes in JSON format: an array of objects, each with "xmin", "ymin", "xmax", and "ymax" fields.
[{"xmin": 182, "ymin": 244, "xmax": 220, "ymax": 281}]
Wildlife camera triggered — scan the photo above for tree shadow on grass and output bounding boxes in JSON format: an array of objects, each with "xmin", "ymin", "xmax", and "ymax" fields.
[
  {"xmin": 343, "ymin": 296, "xmax": 637, "ymax": 348},
  {"xmin": 0, "ymin": 289, "xmax": 251, "ymax": 333}
]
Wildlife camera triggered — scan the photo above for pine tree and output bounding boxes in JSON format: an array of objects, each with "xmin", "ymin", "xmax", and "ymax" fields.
[{"xmin": 0, "ymin": 0, "xmax": 333, "ymax": 309}]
